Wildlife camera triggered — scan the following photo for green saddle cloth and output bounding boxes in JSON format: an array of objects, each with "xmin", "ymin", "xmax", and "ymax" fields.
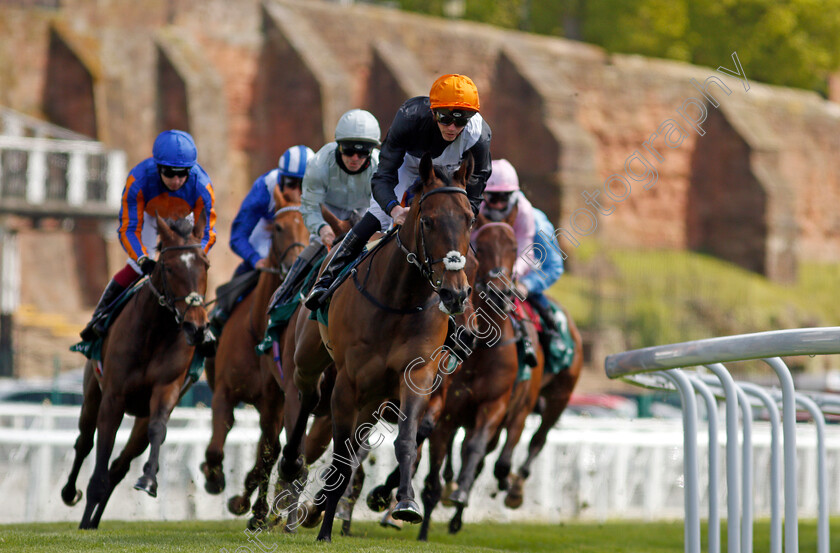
[
  {"xmin": 70, "ymin": 280, "xmax": 205, "ymax": 383},
  {"xmin": 256, "ymin": 253, "xmax": 327, "ymax": 355},
  {"xmin": 544, "ymin": 303, "xmax": 576, "ymax": 374}
]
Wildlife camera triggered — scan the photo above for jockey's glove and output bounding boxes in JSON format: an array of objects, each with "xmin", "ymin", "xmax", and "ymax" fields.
[{"xmin": 139, "ymin": 256, "xmax": 157, "ymax": 276}]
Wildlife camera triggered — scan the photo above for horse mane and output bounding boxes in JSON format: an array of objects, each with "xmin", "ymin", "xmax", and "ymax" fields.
[{"xmin": 168, "ymin": 217, "xmax": 195, "ymax": 240}]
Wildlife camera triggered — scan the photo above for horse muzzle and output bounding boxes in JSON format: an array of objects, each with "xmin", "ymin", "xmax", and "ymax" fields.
[
  {"xmin": 181, "ymin": 320, "xmax": 206, "ymax": 347},
  {"xmin": 438, "ymin": 286, "xmax": 471, "ymax": 316}
]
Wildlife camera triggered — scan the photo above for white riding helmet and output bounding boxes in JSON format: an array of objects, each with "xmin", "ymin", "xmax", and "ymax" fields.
[{"xmin": 335, "ymin": 109, "xmax": 381, "ymax": 146}]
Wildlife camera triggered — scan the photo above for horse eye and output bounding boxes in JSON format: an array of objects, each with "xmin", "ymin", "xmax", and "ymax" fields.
[
  {"xmin": 469, "ymin": 217, "xmax": 476, "ymax": 228},
  {"xmin": 421, "ymin": 216, "xmax": 432, "ymax": 228}
]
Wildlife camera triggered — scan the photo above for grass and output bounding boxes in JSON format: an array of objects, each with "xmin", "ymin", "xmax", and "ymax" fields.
[{"xmin": 1, "ymin": 519, "xmax": 839, "ymax": 552}]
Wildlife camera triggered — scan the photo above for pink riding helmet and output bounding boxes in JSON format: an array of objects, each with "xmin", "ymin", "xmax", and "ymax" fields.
[{"xmin": 484, "ymin": 159, "xmax": 520, "ymax": 193}]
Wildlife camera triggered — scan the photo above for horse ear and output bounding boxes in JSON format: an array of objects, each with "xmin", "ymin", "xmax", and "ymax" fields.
[
  {"xmin": 155, "ymin": 211, "xmax": 175, "ymax": 244},
  {"xmin": 454, "ymin": 151, "xmax": 474, "ymax": 187},
  {"xmin": 273, "ymin": 184, "xmax": 286, "ymax": 209},
  {"xmin": 193, "ymin": 206, "xmax": 206, "ymax": 241},
  {"xmin": 419, "ymin": 153, "xmax": 434, "ymax": 186}
]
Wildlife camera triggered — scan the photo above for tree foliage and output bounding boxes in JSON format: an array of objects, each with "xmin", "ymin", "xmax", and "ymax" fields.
[{"xmin": 373, "ymin": 0, "xmax": 840, "ymax": 93}]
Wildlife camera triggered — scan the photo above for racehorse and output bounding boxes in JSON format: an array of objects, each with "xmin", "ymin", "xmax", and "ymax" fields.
[
  {"xmin": 417, "ymin": 221, "xmax": 536, "ymax": 541},
  {"xmin": 201, "ymin": 186, "xmax": 308, "ymax": 528},
  {"xmin": 277, "ymin": 152, "xmax": 475, "ymax": 542},
  {"xmin": 495, "ymin": 303, "xmax": 582, "ymax": 509},
  {"xmin": 61, "ymin": 211, "xmax": 210, "ymax": 529}
]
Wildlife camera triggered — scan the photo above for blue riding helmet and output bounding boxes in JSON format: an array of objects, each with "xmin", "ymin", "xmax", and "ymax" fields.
[
  {"xmin": 152, "ymin": 130, "xmax": 197, "ymax": 168},
  {"xmin": 278, "ymin": 145, "xmax": 314, "ymax": 179}
]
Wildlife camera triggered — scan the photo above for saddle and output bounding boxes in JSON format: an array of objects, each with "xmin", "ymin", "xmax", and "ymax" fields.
[{"xmin": 213, "ymin": 270, "xmax": 260, "ymax": 316}]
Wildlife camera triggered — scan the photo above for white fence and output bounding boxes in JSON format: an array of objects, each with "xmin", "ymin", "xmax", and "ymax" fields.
[
  {"xmin": 2, "ymin": 401, "xmax": 840, "ymax": 526},
  {"xmin": 605, "ymin": 327, "xmax": 840, "ymax": 553}
]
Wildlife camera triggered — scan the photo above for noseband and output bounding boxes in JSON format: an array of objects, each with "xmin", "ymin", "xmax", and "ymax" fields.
[
  {"xmin": 146, "ymin": 243, "xmax": 206, "ymax": 325},
  {"xmin": 396, "ymin": 186, "xmax": 470, "ymax": 291}
]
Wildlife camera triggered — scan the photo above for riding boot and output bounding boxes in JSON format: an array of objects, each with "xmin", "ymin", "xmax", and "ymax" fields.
[
  {"xmin": 304, "ymin": 230, "xmax": 366, "ymax": 311},
  {"xmin": 511, "ymin": 317, "xmax": 538, "ymax": 368},
  {"xmin": 268, "ymin": 255, "xmax": 312, "ymax": 312},
  {"xmin": 529, "ymin": 297, "xmax": 559, "ymax": 335},
  {"xmin": 80, "ymin": 279, "xmax": 126, "ymax": 341}
]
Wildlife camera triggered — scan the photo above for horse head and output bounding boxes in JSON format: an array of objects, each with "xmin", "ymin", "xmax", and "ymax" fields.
[
  {"xmin": 269, "ymin": 190, "xmax": 308, "ymax": 277},
  {"xmin": 471, "ymin": 222, "xmax": 518, "ymax": 313},
  {"xmin": 153, "ymin": 209, "xmax": 210, "ymax": 346},
  {"xmin": 404, "ymin": 152, "xmax": 475, "ymax": 315}
]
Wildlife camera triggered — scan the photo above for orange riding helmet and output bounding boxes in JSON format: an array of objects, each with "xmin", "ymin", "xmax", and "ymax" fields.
[{"xmin": 429, "ymin": 74, "xmax": 480, "ymax": 112}]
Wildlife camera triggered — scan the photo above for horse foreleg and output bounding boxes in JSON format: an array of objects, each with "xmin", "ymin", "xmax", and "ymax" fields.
[
  {"xmin": 452, "ymin": 397, "xmax": 509, "ymax": 511},
  {"xmin": 63, "ymin": 363, "xmax": 100, "ymax": 507},
  {"xmin": 134, "ymin": 382, "xmax": 180, "ymax": 498},
  {"xmin": 338, "ymin": 445, "xmax": 368, "ymax": 536},
  {"xmin": 417, "ymin": 420, "xmax": 452, "ymax": 541},
  {"xmin": 202, "ymin": 385, "xmax": 234, "ymax": 494},
  {"xmin": 391, "ymin": 363, "xmax": 434, "ymax": 524},
  {"xmin": 239, "ymin": 397, "xmax": 282, "ymax": 529},
  {"xmin": 90, "ymin": 417, "xmax": 150, "ymax": 529},
  {"xmin": 80, "ymin": 393, "xmax": 125, "ymax": 529},
  {"xmin": 314, "ymin": 370, "xmax": 358, "ymax": 543}
]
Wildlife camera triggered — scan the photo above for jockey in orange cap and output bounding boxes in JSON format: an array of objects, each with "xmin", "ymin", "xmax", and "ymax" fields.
[{"xmin": 304, "ymin": 74, "xmax": 492, "ymax": 309}]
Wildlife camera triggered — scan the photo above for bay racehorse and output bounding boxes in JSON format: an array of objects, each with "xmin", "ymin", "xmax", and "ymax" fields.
[
  {"xmin": 62, "ymin": 211, "xmax": 210, "ymax": 529},
  {"xmin": 417, "ymin": 221, "xmax": 538, "ymax": 540},
  {"xmin": 277, "ymin": 152, "xmax": 475, "ymax": 542},
  {"xmin": 201, "ymin": 185, "xmax": 308, "ymax": 528},
  {"xmin": 496, "ymin": 302, "xmax": 582, "ymax": 509}
]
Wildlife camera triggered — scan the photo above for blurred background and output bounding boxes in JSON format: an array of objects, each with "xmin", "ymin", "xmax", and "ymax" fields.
[{"xmin": 2, "ymin": 0, "xmax": 840, "ymax": 399}]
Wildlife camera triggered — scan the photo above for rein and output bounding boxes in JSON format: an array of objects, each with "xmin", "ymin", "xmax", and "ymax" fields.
[
  {"xmin": 262, "ymin": 204, "xmax": 306, "ymax": 277},
  {"xmin": 145, "ymin": 243, "xmax": 207, "ymax": 325},
  {"xmin": 395, "ymin": 186, "xmax": 469, "ymax": 291},
  {"xmin": 351, "ymin": 186, "xmax": 470, "ymax": 314}
]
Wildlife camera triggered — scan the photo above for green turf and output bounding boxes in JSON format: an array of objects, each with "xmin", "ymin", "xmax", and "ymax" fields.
[{"xmin": 1, "ymin": 519, "xmax": 838, "ymax": 552}]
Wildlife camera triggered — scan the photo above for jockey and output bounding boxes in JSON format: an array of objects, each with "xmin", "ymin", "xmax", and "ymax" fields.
[
  {"xmin": 206, "ymin": 144, "xmax": 314, "ymax": 331},
  {"xmin": 304, "ymin": 74, "xmax": 492, "ymax": 309},
  {"xmin": 79, "ymin": 130, "xmax": 217, "ymax": 343},
  {"xmin": 481, "ymin": 159, "xmax": 565, "ymax": 347},
  {"xmin": 230, "ymin": 144, "xmax": 314, "ymax": 276},
  {"xmin": 267, "ymin": 109, "xmax": 381, "ymax": 308}
]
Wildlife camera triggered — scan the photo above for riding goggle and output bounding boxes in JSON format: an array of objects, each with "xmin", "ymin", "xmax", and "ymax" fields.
[
  {"xmin": 485, "ymin": 192, "xmax": 513, "ymax": 205},
  {"xmin": 159, "ymin": 166, "xmax": 191, "ymax": 178},
  {"xmin": 338, "ymin": 142, "xmax": 374, "ymax": 158},
  {"xmin": 281, "ymin": 175, "xmax": 302, "ymax": 189},
  {"xmin": 433, "ymin": 108, "xmax": 476, "ymax": 127}
]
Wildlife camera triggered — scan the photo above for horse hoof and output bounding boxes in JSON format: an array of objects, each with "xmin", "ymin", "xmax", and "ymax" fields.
[
  {"xmin": 248, "ymin": 515, "xmax": 267, "ymax": 531},
  {"xmin": 200, "ymin": 462, "xmax": 225, "ymax": 494},
  {"xmin": 448, "ymin": 488, "xmax": 469, "ymax": 508},
  {"xmin": 448, "ymin": 516, "xmax": 463, "ymax": 534},
  {"xmin": 504, "ymin": 492, "xmax": 524, "ymax": 509},
  {"xmin": 133, "ymin": 476, "xmax": 157, "ymax": 498},
  {"xmin": 315, "ymin": 534, "xmax": 332, "ymax": 543},
  {"xmin": 504, "ymin": 475, "xmax": 524, "ymax": 509},
  {"xmin": 391, "ymin": 499, "xmax": 423, "ymax": 524},
  {"xmin": 441, "ymin": 482, "xmax": 458, "ymax": 507},
  {"xmin": 62, "ymin": 486, "xmax": 83, "ymax": 506},
  {"xmin": 366, "ymin": 485, "xmax": 392, "ymax": 512},
  {"xmin": 379, "ymin": 510, "xmax": 403, "ymax": 530},
  {"xmin": 301, "ymin": 501, "xmax": 323, "ymax": 528},
  {"xmin": 228, "ymin": 496, "xmax": 251, "ymax": 516}
]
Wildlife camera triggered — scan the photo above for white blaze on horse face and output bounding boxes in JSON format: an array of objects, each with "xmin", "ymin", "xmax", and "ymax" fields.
[{"xmin": 180, "ymin": 252, "xmax": 196, "ymax": 269}]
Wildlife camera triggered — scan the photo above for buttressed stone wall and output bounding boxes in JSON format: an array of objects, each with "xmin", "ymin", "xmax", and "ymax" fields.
[{"xmin": 2, "ymin": 0, "xmax": 840, "ymax": 316}]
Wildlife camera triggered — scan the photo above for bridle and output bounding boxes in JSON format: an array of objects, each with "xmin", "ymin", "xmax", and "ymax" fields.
[
  {"xmin": 395, "ymin": 186, "xmax": 470, "ymax": 291},
  {"xmin": 146, "ymin": 243, "xmax": 207, "ymax": 325},
  {"xmin": 260, "ymin": 205, "xmax": 306, "ymax": 279},
  {"xmin": 471, "ymin": 222, "xmax": 518, "ymax": 310}
]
